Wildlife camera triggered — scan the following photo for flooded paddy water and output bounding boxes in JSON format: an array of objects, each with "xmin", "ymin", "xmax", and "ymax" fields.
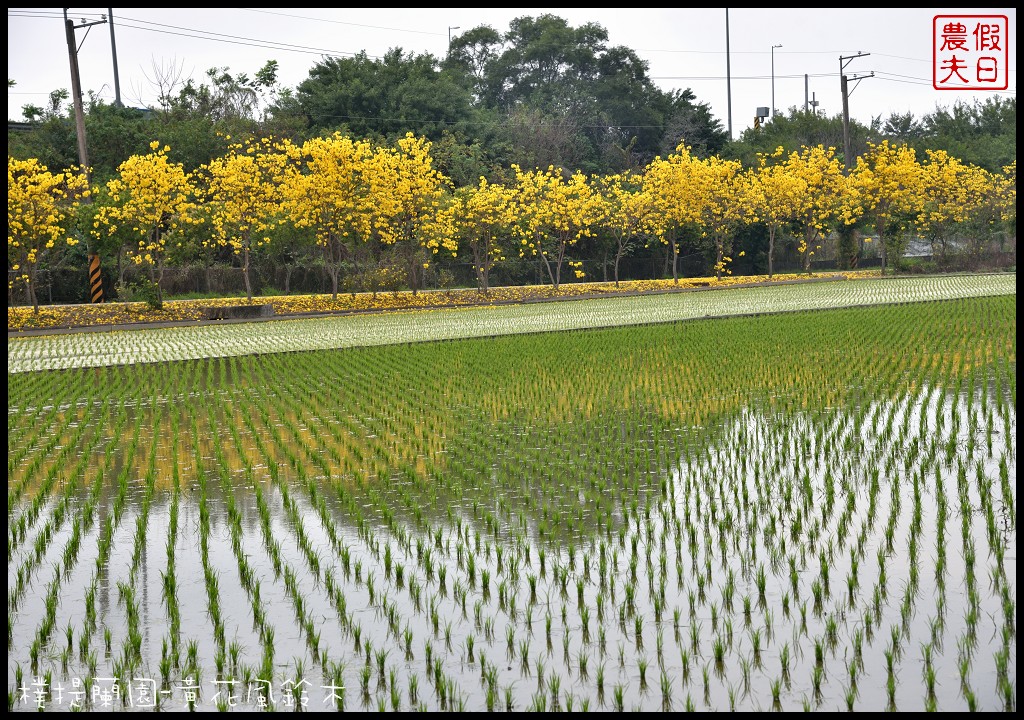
[{"xmin": 7, "ymin": 295, "xmax": 1016, "ymax": 711}]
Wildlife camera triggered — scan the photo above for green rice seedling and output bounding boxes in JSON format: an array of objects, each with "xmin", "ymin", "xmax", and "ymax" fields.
[
  {"xmin": 812, "ymin": 665, "xmax": 824, "ymax": 697},
  {"xmin": 360, "ymin": 664, "xmax": 372, "ymax": 696},
  {"xmin": 713, "ymin": 635, "xmax": 726, "ymax": 667},
  {"xmin": 548, "ymin": 673, "xmax": 561, "ymax": 707},
  {"xmin": 613, "ymin": 684, "xmax": 625, "ymax": 712},
  {"xmin": 965, "ymin": 687, "xmax": 977, "ymax": 711}
]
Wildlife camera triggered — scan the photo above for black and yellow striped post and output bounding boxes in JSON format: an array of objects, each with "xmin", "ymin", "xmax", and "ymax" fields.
[{"xmin": 88, "ymin": 253, "xmax": 104, "ymax": 303}]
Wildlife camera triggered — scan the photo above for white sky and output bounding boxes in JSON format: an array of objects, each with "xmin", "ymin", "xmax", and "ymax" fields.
[{"xmin": 7, "ymin": 8, "xmax": 1017, "ymax": 139}]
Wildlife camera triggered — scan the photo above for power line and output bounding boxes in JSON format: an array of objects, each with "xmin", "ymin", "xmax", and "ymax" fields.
[
  {"xmin": 111, "ymin": 15, "xmax": 383, "ymax": 60},
  {"xmin": 653, "ymin": 73, "xmax": 837, "ymax": 81},
  {"xmin": 239, "ymin": 8, "xmax": 445, "ymax": 37}
]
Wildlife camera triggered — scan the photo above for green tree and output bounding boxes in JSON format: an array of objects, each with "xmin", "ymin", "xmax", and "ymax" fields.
[{"xmin": 289, "ymin": 50, "xmax": 474, "ymax": 144}]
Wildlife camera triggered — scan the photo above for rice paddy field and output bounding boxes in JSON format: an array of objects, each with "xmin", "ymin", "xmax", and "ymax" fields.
[{"xmin": 6, "ymin": 280, "xmax": 1017, "ymax": 712}]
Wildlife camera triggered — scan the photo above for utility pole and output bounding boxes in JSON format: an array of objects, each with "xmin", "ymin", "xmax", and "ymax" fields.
[
  {"xmin": 725, "ymin": 9, "xmax": 733, "ymax": 140},
  {"xmin": 771, "ymin": 44, "xmax": 782, "ymax": 119},
  {"xmin": 805, "ymin": 74, "xmax": 809, "ymax": 113},
  {"xmin": 839, "ymin": 52, "xmax": 873, "ymax": 173},
  {"xmin": 64, "ymin": 8, "xmax": 108, "ymax": 304},
  {"xmin": 108, "ymin": 8, "xmax": 121, "ymax": 106},
  {"xmin": 63, "ymin": 8, "xmax": 107, "ymax": 182}
]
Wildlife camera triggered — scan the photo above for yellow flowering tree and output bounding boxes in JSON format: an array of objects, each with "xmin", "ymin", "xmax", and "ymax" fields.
[
  {"xmin": 595, "ymin": 171, "xmax": 651, "ymax": 287},
  {"xmin": 278, "ymin": 133, "xmax": 375, "ymax": 299},
  {"xmin": 642, "ymin": 144, "xmax": 702, "ymax": 284},
  {"xmin": 8, "ymin": 156, "xmax": 91, "ymax": 312},
  {"xmin": 198, "ymin": 137, "xmax": 289, "ymax": 300},
  {"xmin": 995, "ymin": 160, "xmax": 1015, "ymax": 232},
  {"xmin": 844, "ymin": 140, "xmax": 924, "ymax": 272},
  {"xmin": 784, "ymin": 145, "xmax": 846, "ymax": 272},
  {"xmin": 446, "ymin": 177, "xmax": 516, "ymax": 293},
  {"xmin": 916, "ymin": 149, "xmax": 993, "ymax": 264},
  {"xmin": 92, "ymin": 141, "xmax": 198, "ymax": 303},
  {"xmin": 692, "ymin": 155, "xmax": 749, "ymax": 280},
  {"xmin": 748, "ymin": 147, "xmax": 801, "ymax": 278},
  {"xmin": 511, "ymin": 165, "xmax": 605, "ymax": 290},
  {"xmin": 363, "ymin": 134, "xmax": 454, "ymax": 295}
]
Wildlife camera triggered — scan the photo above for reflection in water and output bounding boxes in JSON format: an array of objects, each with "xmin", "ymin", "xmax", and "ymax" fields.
[{"xmin": 6, "ymin": 297, "xmax": 1016, "ymax": 711}]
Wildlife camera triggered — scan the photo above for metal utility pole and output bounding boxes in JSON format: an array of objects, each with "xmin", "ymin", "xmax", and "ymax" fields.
[
  {"xmin": 63, "ymin": 8, "xmax": 107, "ymax": 181},
  {"xmin": 726, "ymin": 9, "xmax": 733, "ymax": 140},
  {"xmin": 448, "ymin": 26, "xmax": 460, "ymax": 52},
  {"xmin": 839, "ymin": 52, "xmax": 873, "ymax": 173},
  {"xmin": 771, "ymin": 44, "xmax": 781, "ymax": 119},
  {"xmin": 108, "ymin": 8, "xmax": 121, "ymax": 106},
  {"xmin": 805, "ymin": 73, "xmax": 809, "ymax": 113}
]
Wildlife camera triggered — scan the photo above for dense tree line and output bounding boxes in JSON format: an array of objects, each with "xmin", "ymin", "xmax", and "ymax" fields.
[{"xmin": 7, "ymin": 14, "xmax": 1017, "ymax": 306}]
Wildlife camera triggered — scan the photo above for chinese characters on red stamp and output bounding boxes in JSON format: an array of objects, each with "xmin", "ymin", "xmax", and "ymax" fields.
[{"xmin": 933, "ymin": 15, "xmax": 1009, "ymax": 90}]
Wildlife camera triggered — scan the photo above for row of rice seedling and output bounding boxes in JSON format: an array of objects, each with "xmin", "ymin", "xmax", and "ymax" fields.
[
  {"xmin": 7, "ymin": 293, "xmax": 1015, "ymax": 711},
  {"xmin": 7, "ymin": 273, "xmax": 1015, "ymax": 373}
]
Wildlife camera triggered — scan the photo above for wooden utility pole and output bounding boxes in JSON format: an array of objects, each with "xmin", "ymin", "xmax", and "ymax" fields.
[
  {"xmin": 64, "ymin": 12, "xmax": 89, "ymax": 180},
  {"xmin": 108, "ymin": 8, "xmax": 122, "ymax": 106},
  {"xmin": 839, "ymin": 52, "xmax": 873, "ymax": 173},
  {"xmin": 62, "ymin": 9, "xmax": 107, "ymax": 181}
]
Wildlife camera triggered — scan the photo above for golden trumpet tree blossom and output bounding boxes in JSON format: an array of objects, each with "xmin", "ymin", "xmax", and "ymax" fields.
[
  {"xmin": 198, "ymin": 137, "xmax": 289, "ymax": 301},
  {"xmin": 642, "ymin": 143, "xmax": 703, "ymax": 284},
  {"xmin": 511, "ymin": 165, "xmax": 606, "ymax": 290},
  {"xmin": 595, "ymin": 171, "xmax": 652, "ymax": 287},
  {"xmin": 691, "ymin": 155, "xmax": 749, "ymax": 280},
  {"xmin": 748, "ymin": 147, "xmax": 802, "ymax": 279},
  {"xmin": 91, "ymin": 142, "xmax": 197, "ymax": 302},
  {"xmin": 995, "ymin": 160, "xmax": 1015, "ymax": 228},
  {"xmin": 784, "ymin": 145, "xmax": 846, "ymax": 272},
  {"xmin": 8, "ymin": 157, "xmax": 90, "ymax": 312},
  {"xmin": 844, "ymin": 140, "xmax": 925, "ymax": 272},
  {"xmin": 916, "ymin": 149, "xmax": 997, "ymax": 264},
  {"xmin": 279, "ymin": 133, "xmax": 375, "ymax": 300},
  {"xmin": 446, "ymin": 177, "xmax": 516, "ymax": 293},
  {"xmin": 364, "ymin": 134, "xmax": 454, "ymax": 295}
]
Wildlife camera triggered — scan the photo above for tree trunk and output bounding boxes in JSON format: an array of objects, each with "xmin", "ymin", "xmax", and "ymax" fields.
[
  {"xmin": 715, "ymin": 239, "xmax": 724, "ymax": 281},
  {"xmin": 671, "ymin": 235, "xmax": 679, "ymax": 284},
  {"xmin": 768, "ymin": 226, "xmax": 776, "ymax": 279},
  {"xmin": 243, "ymin": 245, "xmax": 253, "ymax": 302},
  {"xmin": 284, "ymin": 265, "xmax": 293, "ymax": 295},
  {"xmin": 540, "ymin": 251, "xmax": 558, "ymax": 290},
  {"xmin": 28, "ymin": 273, "xmax": 39, "ymax": 313},
  {"xmin": 155, "ymin": 260, "xmax": 165, "ymax": 305}
]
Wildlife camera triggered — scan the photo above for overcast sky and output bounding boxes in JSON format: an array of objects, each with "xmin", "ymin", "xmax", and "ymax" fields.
[{"xmin": 7, "ymin": 7, "xmax": 1017, "ymax": 140}]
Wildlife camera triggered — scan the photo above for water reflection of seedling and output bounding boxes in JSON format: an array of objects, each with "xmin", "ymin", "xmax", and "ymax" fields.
[
  {"xmin": 811, "ymin": 665, "xmax": 824, "ymax": 697},
  {"xmin": 713, "ymin": 636, "xmax": 725, "ymax": 668}
]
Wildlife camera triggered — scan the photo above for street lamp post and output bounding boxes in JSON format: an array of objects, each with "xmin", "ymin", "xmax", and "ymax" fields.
[
  {"xmin": 771, "ymin": 44, "xmax": 782, "ymax": 120},
  {"xmin": 448, "ymin": 26, "xmax": 460, "ymax": 51}
]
